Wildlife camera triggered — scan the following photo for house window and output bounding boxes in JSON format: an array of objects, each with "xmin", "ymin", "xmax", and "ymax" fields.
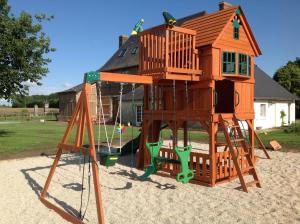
[
  {"xmin": 239, "ymin": 53, "xmax": 248, "ymax": 75},
  {"xmin": 233, "ymin": 19, "xmax": 240, "ymax": 40},
  {"xmin": 248, "ymin": 56, "xmax": 251, "ymax": 76},
  {"xmin": 118, "ymin": 48, "xmax": 127, "ymax": 57},
  {"xmin": 260, "ymin": 104, "xmax": 266, "ymax": 118},
  {"xmin": 131, "ymin": 47, "xmax": 138, "ymax": 55},
  {"xmin": 136, "ymin": 105, "xmax": 143, "ymax": 124},
  {"xmin": 222, "ymin": 52, "xmax": 236, "ymax": 74}
]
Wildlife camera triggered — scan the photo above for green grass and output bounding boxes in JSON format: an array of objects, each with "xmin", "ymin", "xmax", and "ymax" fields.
[
  {"xmin": 0, "ymin": 120, "xmax": 299, "ymax": 159},
  {"xmin": 0, "ymin": 120, "xmax": 140, "ymax": 159}
]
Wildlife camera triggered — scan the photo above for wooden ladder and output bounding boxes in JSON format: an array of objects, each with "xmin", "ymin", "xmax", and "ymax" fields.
[{"xmin": 219, "ymin": 114, "xmax": 261, "ymax": 193}]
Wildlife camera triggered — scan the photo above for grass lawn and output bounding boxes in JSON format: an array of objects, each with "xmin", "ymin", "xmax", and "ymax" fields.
[
  {"xmin": 0, "ymin": 120, "xmax": 299, "ymax": 159},
  {"xmin": 0, "ymin": 120, "xmax": 140, "ymax": 159}
]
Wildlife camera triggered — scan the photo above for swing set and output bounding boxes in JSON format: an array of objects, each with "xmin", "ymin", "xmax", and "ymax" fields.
[{"xmin": 40, "ymin": 8, "xmax": 271, "ymax": 224}]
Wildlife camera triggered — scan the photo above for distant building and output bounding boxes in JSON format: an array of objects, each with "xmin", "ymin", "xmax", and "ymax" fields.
[{"xmin": 254, "ymin": 66, "xmax": 297, "ymax": 129}]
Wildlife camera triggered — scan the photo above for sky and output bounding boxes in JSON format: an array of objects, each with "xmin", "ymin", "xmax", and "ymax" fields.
[{"xmin": 4, "ymin": 0, "xmax": 300, "ymax": 98}]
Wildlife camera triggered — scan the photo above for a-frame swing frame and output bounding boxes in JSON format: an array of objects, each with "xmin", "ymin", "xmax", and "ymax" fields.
[
  {"xmin": 40, "ymin": 83, "xmax": 105, "ymax": 224},
  {"xmin": 40, "ymin": 71, "xmax": 153, "ymax": 224}
]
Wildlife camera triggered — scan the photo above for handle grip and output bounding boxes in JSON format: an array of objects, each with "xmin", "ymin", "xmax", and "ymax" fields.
[{"xmin": 235, "ymin": 91, "xmax": 240, "ymax": 107}]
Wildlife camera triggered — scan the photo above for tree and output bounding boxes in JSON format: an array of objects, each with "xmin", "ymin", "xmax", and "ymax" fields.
[
  {"xmin": 11, "ymin": 93, "xmax": 59, "ymax": 108},
  {"xmin": 0, "ymin": 0, "xmax": 55, "ymax": 100},
  {"xmin": 273, "ymin": 58, "xmax": 300, "ymax": 117}
]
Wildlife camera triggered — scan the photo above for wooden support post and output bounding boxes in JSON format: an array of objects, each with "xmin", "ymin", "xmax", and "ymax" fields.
[
  {"xmin": 248, "ymin": 119, "xmax": 255, "ymax": 161},
  {"xmin": 40, "ymin": 84, "xmax": 105, "ymax": 224},
  {"xmin": 209, "ymin": 121, "xmax": 217, "ymax": 186},
  {"xmin": 82, "ymin": 84, "xmax": 105, "ymax": 224}
]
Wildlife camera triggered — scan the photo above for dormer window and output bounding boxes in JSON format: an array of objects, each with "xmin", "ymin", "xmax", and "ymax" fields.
[
  {"xmin": 118, "ymin": 48, "xmax": 127, "ymax": 57},
  {"xmin": 233, "ymin": 19, "xmax": 240, "ymax": 40},
  {"xmin": 131, "ymin": 47, "xmax": 138, "ymax": 55}
]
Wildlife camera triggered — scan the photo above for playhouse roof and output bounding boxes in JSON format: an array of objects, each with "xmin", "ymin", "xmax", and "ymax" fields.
[{"xmin": 101, "ymin": 5, "xmax": 261, "ymax": 72}]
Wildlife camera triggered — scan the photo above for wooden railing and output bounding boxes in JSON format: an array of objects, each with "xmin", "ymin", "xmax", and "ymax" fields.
[
  {"xmin": 139, "ymin": 25, "xmax": 200, "ymax": 77},
  {"xmin": 215, "ymin": 147, "xmax": 250, "ymax": 182},
  {"xmin": 159, "ymin": 148, "xmax": 211, "ymax": 184}
]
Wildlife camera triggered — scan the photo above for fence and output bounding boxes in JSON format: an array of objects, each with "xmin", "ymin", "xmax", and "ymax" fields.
[{"xmin": 0, "ymin": 109, "xmax": 59, "ymax": 122}]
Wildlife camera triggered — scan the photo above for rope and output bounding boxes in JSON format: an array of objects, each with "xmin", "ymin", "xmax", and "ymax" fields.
[
  {"xmin": 131, "ymin": 83, "xmax": 135, "ymax": 168},
  {"xmin": 160, "ymin": 84, "xmax": 164, "ymax": 141},
  {"xmin": 173, "ymin": 80, "xmax": 177, "ymax": 147},
  {"xmin": 119, "ymin": 83, "xmax": 124, "ymax": 150},
  {"xmin": 78, "ymin": 153, "xmax": 86, "ymax": 219},
  {"xmin": 150, "ymin": 84, "xmax": 154, "ymax": 142},
  {"xmin": 81, "ymin": 155, "xmax": 91, "ymax": 221},
  {"xmin": 98, "ymin": 82, "xmax": 111, "ymax": 152},
  {"xmin": 97, "ymin": 82, "xmax": 124, "ymax": 152},
  {"xmin": 185, "ymin": 80, "xmax": 191, "ymax": 145},
  {"xmin": 97, "ymin": 82, "xmax": 101, "ymax": 153}
]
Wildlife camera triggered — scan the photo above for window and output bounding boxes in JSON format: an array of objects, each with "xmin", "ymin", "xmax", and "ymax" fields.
[
  {"xmin": 239, "ymin": 53, "xmax": 247, "ymax": 75},
  {"xmin": 131, "ymin": 47, "xmax": 138, "ymax": 55},
  {"xmin": 222, "ymin": 52, "xmax": 236, "ymax": 74},
  {"xmin": 118, "ymin": 48, "xmax": 127, "ymax": 57},
  {"xmin": 248, "ymin": 56, "xmax": 251, "ymax": 76},
  {"xmin": 233, "ymin": 19, "xmax": 240, "ymax": 40},
  {"xmin": 136, "ymin": 105, "xmax": 143, "ymax": 124},
  {"xmin": 260, "ymin": 104, "xmax": 266, "ymax": 118}
]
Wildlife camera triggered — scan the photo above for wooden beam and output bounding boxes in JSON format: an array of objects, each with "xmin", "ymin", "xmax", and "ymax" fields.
[{"xmin": 100, "ymin": 72, "xmax": 153, "ymax": 84}]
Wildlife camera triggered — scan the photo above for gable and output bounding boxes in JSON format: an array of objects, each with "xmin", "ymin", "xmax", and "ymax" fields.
[
  {"xmin": 214, "ymin": 7, "xmax": 261, "ymax": 56},
  {"xmin": 180, "ymin": 6, "xmax": 238, "ymax": 48}
]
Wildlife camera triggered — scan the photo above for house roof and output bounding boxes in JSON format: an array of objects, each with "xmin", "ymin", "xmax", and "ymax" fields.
[
  {"xmin": 58, "ymin": 82, "xmax": 134, "ymax": 96},
  {"xmin": 100, "ymin": 11, "xmax": 206, "ymax": 72},
  {"xmin": 254, "ymin": 65, "xmax": 298, "ymax": 101},
  {"xmin": 58, "ymin": 84, "xmax": 83, "ymax": 94},
  {"xmin": 100, "ymin": 35, "xmax": 139, "ymax": 72}
]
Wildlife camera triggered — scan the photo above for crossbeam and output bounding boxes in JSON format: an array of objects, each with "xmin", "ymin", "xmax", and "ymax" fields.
[{"xmin": 101, "ymin": 72, "xmax": 153, "ymax": 84}]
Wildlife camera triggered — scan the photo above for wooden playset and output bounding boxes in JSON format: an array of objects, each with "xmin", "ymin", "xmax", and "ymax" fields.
[{"xmin": 40, "ymin": 3, "xmax": 271, "ymax": 224}]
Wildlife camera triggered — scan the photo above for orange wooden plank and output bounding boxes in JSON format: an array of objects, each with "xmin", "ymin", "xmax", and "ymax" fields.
[{"xmin": 101, "ymin": 72, "xmax": 153, "ymax": 84}]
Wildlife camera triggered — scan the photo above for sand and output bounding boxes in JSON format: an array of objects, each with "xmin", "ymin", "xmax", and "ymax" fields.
[{"xmin": 0, "ymin": 146, "xmax": 299, "ymax": 224}]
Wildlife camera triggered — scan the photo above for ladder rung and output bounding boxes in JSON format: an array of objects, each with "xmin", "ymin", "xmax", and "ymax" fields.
[
  {"xmin": 216, "ymin": 142, "xmax": 227, "ymax": 147},
  {"xmin": 245, "ymin": 180, "xmax": 260, "ymax": 187},
  {"xmin": 231, "ymin": 138, "xmax": 244, "ymax": 142},
  {"xmin": 242, "ymin": 166, "xmax": 254, "ymax": 172},
  {"xmin": 229, "ymin": 125, "xmax": 240, "ymax": 128}
]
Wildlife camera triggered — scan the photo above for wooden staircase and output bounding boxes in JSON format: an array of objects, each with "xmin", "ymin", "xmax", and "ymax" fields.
[{"xmin": 219, "ymin": 114, "xmax": 261, "ymax": 192}]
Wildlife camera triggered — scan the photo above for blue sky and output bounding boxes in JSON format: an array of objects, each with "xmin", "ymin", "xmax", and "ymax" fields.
[{"xmin": 7, "ymin": 0, "xmax": 300, "ymax": 96}]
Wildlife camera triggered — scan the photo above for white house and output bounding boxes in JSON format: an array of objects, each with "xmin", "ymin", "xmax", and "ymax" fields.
[{"xmin": 253, "ymin": 65, "xmax": 298, "ymax": 129}]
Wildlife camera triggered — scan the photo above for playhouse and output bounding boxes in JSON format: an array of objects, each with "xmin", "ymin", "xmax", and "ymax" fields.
[{"xmin": 40, "ymin": 2, "xmax": 271, "ymax": 224}]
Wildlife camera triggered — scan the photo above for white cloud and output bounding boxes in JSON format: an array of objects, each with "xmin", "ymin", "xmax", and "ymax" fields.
[
  {"xmin": 64, "ymin": 82, "xmax": 73, "ymax": 88},
  {"xmin": 22, "ymin": 80, "xmax": 37, "ymax": 87}
]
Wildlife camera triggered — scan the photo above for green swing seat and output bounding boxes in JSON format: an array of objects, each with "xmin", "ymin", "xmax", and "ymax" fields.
[
  {"xmin": 139, "ymin": 142, "xmax": 194, "ymax": 184},
  {"xmin": 97, "ymin": 147, "xmax": 121, "ymax": 167}
]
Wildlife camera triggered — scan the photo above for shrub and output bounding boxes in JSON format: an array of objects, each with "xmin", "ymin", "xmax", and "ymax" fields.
[{"xmin": 284, "ymin": 122, "xmax": 300, "ymax": 134}]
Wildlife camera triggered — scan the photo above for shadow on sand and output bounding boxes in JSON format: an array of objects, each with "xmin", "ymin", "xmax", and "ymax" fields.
[{"xmin": 20, "ymin": 153, "xmax": 177, "ymax": 220}]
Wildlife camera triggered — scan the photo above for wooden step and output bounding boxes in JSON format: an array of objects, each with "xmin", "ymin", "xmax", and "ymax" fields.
[
  {"xmin": 216, "ymin": 142, "xmax": 227, "ymax": 147},
  {"xmin": 230, "ymin": 138, "xmax": 245, "ymax": 142},
  {"xmin": 242, "ymin": 166, "xmax": 254, "ymax": 173},
  {"xmin": 228, "ymin": 125, "xmax": 240, "ymax": 128}
]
